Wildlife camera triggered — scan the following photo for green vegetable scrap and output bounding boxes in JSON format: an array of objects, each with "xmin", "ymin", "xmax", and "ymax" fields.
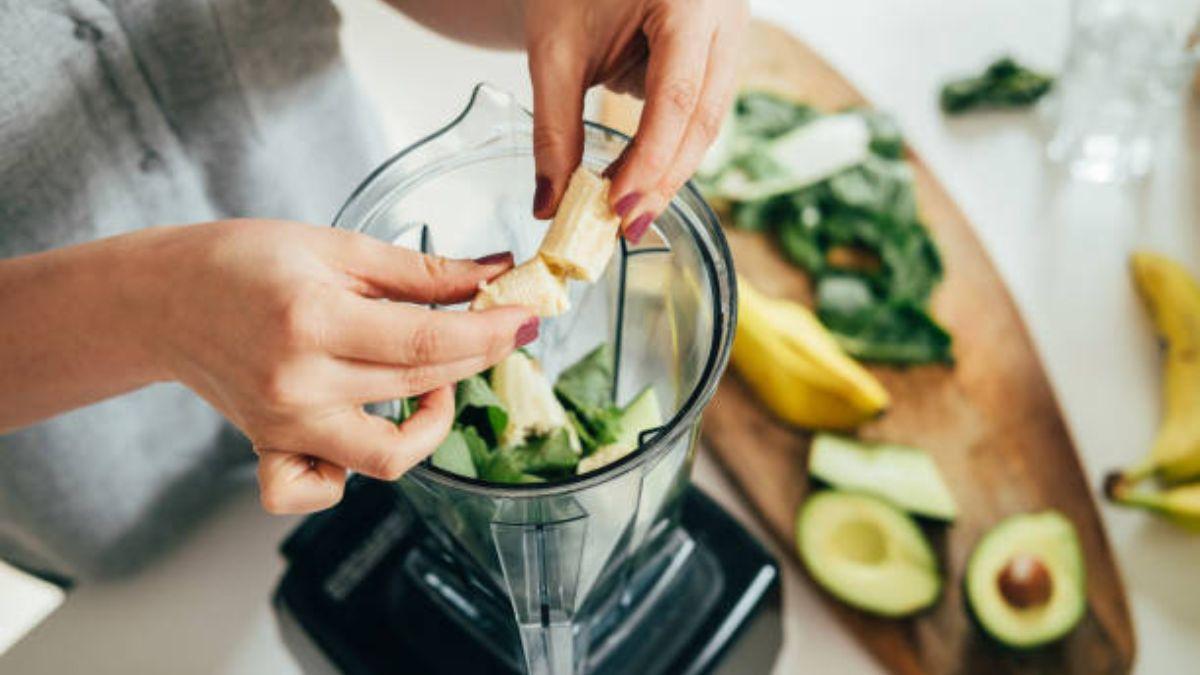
[
  {"xmin": 940, "ymin": 57, "xmax": 1053, "ymax": 115},
  {"xmin": 704, "ymin": 92, "xmax": 953, "ymax": 364}
]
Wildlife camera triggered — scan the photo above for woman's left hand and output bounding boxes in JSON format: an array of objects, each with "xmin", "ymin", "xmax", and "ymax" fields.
[{"xmin": 523, "ymin": 0, "xmax": 749, "ymax": 241}]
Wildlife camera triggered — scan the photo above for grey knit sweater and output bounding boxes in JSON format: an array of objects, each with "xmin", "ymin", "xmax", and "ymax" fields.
[{"xmin": 0, "ymin": 0, "xmax": 387, "ymax": 580}]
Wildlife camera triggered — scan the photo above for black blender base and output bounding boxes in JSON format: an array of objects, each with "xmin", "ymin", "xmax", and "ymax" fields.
[{"xmin": 273, "ymin": 477, "xmax": 781, "ymax": 675}]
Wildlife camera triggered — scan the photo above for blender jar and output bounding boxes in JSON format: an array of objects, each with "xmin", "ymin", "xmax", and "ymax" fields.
[{"xmin": 333, "ymin": 85, "xmax": 735, "ymax": 675}]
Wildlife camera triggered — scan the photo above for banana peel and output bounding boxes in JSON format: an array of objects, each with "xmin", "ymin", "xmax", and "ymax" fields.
[
  {"xmin": 1109, "ymin": 252, "xmax": 1200, "ymax": 487},
  {"xmin": 732, "ymin": 277, "xmax": 889, "ymax": 430}
]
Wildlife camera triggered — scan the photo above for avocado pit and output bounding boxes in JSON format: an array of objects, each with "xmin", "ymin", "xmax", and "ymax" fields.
[{"xmin": 997, "ymin": 554, "xmax": 1052, "ymax": 609}]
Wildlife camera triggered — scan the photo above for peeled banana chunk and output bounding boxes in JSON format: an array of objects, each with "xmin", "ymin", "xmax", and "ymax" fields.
[
  {"xmin": 470, "ymin": 256, "xmax": 569, "ymax": 317},
  {"xmin": 469, "ymin": 166, "xmax": 621, "ymax": 317},
  {"xmin": 538, "ymin": 167, "xmax": 621, "ymax": 282}
]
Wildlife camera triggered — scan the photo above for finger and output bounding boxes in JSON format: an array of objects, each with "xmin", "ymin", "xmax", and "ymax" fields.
[
  {"xmin": 257, "ymin": 450, "xmax": 347, "ymax": 515},
  {"xmin": 331, "ymin": 231, "xmax": 515, "ymax": 304},
  {"xmin": 336, "ymin": 348, "xmax": 522, "ymax": 405},
  {"xmin": 630, "ymin": 27, "xmax": 741, "ymax": 228},
  {"xmin": 528, "ymin": 37, "xmax": 588, "ymax": 218},
  {"xmin": 607, "ymin": 17, "xmax": 714, "ymax": 229},
  {"xmin": 328, "ymin": 297, "xmax": 535, "ymax": 366},
  {"xmin": 296, "ymin": 386, "xmax": 455, "ymax": 480}
]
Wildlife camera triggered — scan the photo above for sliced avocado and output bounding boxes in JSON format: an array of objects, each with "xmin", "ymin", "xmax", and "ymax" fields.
[
  {"xmin": 966, "ymin": 511, "xmax": 1086, "ymax": 649},
  {"xmin": 795, "ymin": 490, "xmax": 941, "ymax": 617},
  {"xmin": 809, "ymin": 434, "xmax": 957, "ymax": 521},
  {"xmin": 431, "ymin": 430, "xmax": 478, "ymax": 479},
  {"xmin": 577, "ymin": 387, "xmax": 663, "ymax": 475}
]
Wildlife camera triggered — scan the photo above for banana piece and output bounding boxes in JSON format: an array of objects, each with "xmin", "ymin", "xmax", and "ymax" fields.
[
  {"xmin": 1118, "ymin": 252, "xmax": 1200, "ymax": 484},
  {"xmin": 470, "ymin": 167, "xmax": 621, "ymax": 316},
  {"xmin": 538, "ymin": 167, "xmax": 622, "ymax": 282},
  {"xmin": 732, "ymin": 276, "xmax": 889, "ymax": 430},
  {"xmin": 470, "ymin": 255, "xmax": 570, "ymax": 317},
  {"xmin": 490, "ymin": 351, "xmax": 580, "ymax": 451}
]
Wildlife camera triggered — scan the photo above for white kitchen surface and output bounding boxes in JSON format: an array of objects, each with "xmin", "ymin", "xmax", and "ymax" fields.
[{"xmin": 4, "ymin": 0, "xmax": 1199, "ymax": 673}]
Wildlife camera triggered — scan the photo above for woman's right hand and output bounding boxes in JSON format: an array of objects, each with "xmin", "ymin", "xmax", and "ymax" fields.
[{"xmin": 136, "ymin": 219, "xmax": 535, "ymax": 514}]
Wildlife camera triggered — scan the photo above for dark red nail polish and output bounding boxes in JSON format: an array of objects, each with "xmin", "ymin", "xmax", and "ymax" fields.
[
  {"xmin": 625, "ymin": 213, "xmax": 654, "ymax": 245},
  {"xmin": 473, "ymin": 251, "xmax": 513, "ymax": 265},
  {"xmin": 614, "ymin": 192, "xmax": 642, "ymax": 218},
  {"xmin": 515, "ymin": 317, "xmax": 540, "ymax": 348},
  {"xmin": 532, "ymin": 175, "xmax": 552, "ymax": 215}
]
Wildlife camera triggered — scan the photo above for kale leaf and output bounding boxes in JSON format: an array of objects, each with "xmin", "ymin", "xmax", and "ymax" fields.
[{"xmin": 940, "ymin": 57, "xmax": 1053, "ymax": 114}]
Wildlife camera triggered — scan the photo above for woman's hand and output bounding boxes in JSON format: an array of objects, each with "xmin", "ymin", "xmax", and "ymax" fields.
[
  {"xmin": 138, "ymin": 220, "xmax": 535, "ymax": 514},
  {"xmin": 524, "ymin": 0, "xmax": 749, "ymax": 240}
]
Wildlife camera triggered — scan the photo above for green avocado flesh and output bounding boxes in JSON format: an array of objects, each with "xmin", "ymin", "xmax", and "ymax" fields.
[
  {"xmin": 796, "ymin": 490, "xmax": 941, "ymax": 617},
  {"xmin": 809, "ymin": 434, "xmax": 958, "ymax": 520},
  {"xmin": 965, "ymin": 511, "xmax": 1086, "ymax": 648}
]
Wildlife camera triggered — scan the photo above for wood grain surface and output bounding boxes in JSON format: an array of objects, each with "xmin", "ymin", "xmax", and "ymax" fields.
[{"xmin": 602, "ymin": 20, "xmax": 1135, "ymax": 675}]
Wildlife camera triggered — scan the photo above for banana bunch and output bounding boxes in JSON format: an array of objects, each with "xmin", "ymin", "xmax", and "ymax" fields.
[
  {"xmin": 1105, "ymin": 252, "xmax": 1200, "ymax": 529},
  {"xmin": 732, "ymin": 276, "xmax": 889, "ymax": 430},
  {"xmin": 471, "ymin": 167, "xmax": 621, "ymax": 316}
]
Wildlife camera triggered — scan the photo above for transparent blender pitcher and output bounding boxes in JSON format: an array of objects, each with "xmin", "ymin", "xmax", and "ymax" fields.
[{"xmin": 332, "ymin": 85, "xmax": 735, "ymax": 675}]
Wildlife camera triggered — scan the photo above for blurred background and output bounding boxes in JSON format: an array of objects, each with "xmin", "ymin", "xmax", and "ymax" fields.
[{"xmin": 2, "ymin": 0, "xmax": 1199, "ymax": 673}]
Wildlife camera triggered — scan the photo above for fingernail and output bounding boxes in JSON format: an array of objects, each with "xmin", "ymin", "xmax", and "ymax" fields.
[
  {"xmin": 625, "ymin": 213, "xmax": 654, "ymax": 245},
  {"xmin": 614, "ymin": 192, "xmax": 642, "ymax": 218},
  {"xmin": 515, "ymin": 317, "xmax": 540, "ymax": 348},
  {"xmin": 532, "ymin": 175, "xmax": 552, "ymax": 215},
  {"xmin": 473, "ymin": 251, "xmax": 513, "ymax": 266}
]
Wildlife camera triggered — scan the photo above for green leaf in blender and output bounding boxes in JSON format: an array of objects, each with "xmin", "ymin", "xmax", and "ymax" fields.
[
  {"xmin": 455, "ymin": 375, "xmax": 509, "ymax": 445},
  {"xmin": 508, "ymin": 428, "xmax": 580, "ymax": 479},
  {"xmin": 577, "ymin": 386, "xmax": 663, "ymax": 475},
  {"xmin": 479, "ymin": 450, "xmax": 544, "ymax": 484},
  {"xmin": 940, "ymin": 56, "xmax": 1054, "ymax": 115},
  {"xmin": 554, "ymin": 343, "xmax": 615, "ymax": 418},
  {"xmin": 431, "ymin": 430, "xmax": 479, "ymax": 479}
]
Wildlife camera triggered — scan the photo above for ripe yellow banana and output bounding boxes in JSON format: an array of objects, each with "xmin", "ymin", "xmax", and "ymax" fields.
[
  {"xmin": 471, "ymin": 166, "xmax": 620, "ymax": 316},
  {"xmin": 1118, "ymin": 252, "xmax": 1200, "ymax": 485},
  {"xmin": 732, "ymin": 277, "xmax": 889, "ymax": 430},
  {"xmin": 470, "ymin": 256, "xmax": 569, "ymax": 316}
]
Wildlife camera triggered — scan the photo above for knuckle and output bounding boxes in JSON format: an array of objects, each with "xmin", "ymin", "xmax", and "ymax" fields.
[
  {"xmin": 532, "ymin": 124, "xmax": 573, "ymax": 160},
  {"xmin": 694, "ymin": 104, "xmax": 725, "ymax": 143},
  {"xmin": 405, "ymin": 323, "xmax": 443, "ymax": 364},
  {"xmin": 370, "ymin": 446, "xmax": 410, "ymax": 481},
  {"xmin": 660, "ymin": 78, "xmax": 700, "ymax": 115},
  {"xmin": 275, "ymin": 284, "xmax": 325, "ymax": 351},
  {"xmin": 259, "ymin": 487, "xmax": 288, "ymax": 515},
  {"xmin": 257, "ymin": 367, "xmax": 306, "ymax": 410},
  {"xmin": 398, "ymin": 364, "xmax": 438, "ymax": 396}
]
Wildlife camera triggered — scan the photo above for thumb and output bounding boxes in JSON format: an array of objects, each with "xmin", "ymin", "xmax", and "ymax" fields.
[{"xmin": 528, "ymin": 43, "xmax": 587, "ymax": 219}]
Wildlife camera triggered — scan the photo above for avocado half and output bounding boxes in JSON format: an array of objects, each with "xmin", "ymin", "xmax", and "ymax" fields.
[
  {"xmin": 796, "ymin": 490, "xmax": 941, "ymax": 617},
  {"xmin": 965, "ymin": 511, "xmax": 1086, "ymax": 649}
]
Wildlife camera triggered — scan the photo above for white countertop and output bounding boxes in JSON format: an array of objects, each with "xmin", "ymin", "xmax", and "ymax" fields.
[{"xmin": 4, "ymin": 1, "xmax": 1199, "ymax": 673}]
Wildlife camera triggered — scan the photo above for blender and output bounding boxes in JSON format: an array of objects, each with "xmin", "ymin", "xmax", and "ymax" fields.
[{"xmin": 272, "ymin": 85, "xmax": 781, "ymax": 675}]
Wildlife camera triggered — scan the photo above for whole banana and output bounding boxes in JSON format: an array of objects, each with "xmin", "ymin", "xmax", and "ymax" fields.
[
  {"xmin": 732, "ymin": 277, "xmax": 889, "ymax": 430},
  {"xmin": 1114, "ymin": 252, "xmax": 1200, "ymax": 486}
]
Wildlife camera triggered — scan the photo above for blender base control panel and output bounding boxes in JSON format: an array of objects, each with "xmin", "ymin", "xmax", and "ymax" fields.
[{"xmin": 273, "ymin": 477, "xmax": 782, "ymax": 675}]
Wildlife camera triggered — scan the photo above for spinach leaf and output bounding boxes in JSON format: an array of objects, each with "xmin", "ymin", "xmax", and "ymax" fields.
[
  {"xmin": 460, "ymin": 425, "xmax": 493, "ymax": 473},
  {"xmin": 735, "ymin": 92, "xmax": 818, "ymax": 139},
  {"xmin": 817, "ymin": 291, "xmax": 953, "ymax": 364},
  {"xmin": 455, "ymin": 375, "xmax": 508, "ymax": 445},
  {"xmin": 479, "ymin": 451, "xmax": 543, "ymax": 484},
  {"xmin": 855, "ymin": 109, "xmax": 905, "ymax": 160},
  {"xmin": 509, "ymin": 429, "xmax": 580, "ymax": 479},
  {"xmin": 554, "ymin": 344, "xmax": 614, "ymax": 416},
  {"xmin": 879, "ymin": 224, "xmax": 943, "ymax": 304},
  {"xmin": 826, "ymin": 156, "xmax": 916, "ymax": 223},
  {"xmin": 430, "ymin": 430, "xmax": 479, "ymax": 478},
  {"xmin": 940, "ymin": 57, "xmax": 1053, "ymax": 114}
]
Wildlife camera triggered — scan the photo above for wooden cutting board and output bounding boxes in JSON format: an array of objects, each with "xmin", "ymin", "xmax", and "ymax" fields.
[{"xmin": 600, "ymin": 20, "xmax": 1135, "ymax": 675}]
